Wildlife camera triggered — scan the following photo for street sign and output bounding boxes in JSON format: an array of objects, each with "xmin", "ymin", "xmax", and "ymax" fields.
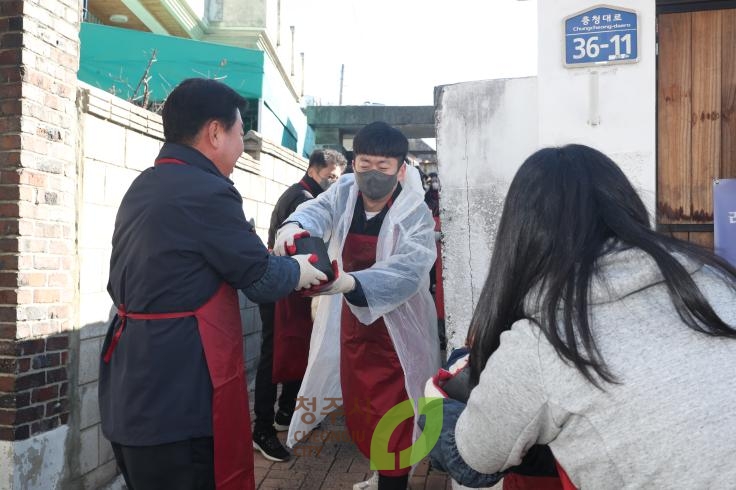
[{"xmin": 564, "ymin": 5, "xmax": 639, "ymax": 67}]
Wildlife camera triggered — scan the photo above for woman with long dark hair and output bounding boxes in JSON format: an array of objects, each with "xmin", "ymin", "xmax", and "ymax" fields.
[{"xmin": 426, "ymin": 144, "xmax": 736, "ymax": 488}]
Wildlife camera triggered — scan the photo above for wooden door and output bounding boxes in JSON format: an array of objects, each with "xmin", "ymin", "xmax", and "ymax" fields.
[{"xmin": 657, "ymin": 8, "xmax": 736, "ymax": 248}]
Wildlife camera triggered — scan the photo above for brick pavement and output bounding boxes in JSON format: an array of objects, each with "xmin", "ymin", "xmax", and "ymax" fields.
[{"xmin": 253, "ymin": 413, "xmax": 453, "ymax": 490}]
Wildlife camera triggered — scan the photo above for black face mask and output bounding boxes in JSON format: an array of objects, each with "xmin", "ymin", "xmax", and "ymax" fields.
[{"xmin": 354, "ymin": 169, "xmax": 398, "ymax": 200}]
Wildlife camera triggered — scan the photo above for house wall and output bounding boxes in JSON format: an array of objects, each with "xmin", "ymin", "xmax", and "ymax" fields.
[{"xmin": 437, "ymin": 0, "xmax": 657, "ymax": 354}]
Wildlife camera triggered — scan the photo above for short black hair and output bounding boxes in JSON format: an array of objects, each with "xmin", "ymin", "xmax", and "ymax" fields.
[
  {"xmin": 162, "ymin": 78, "xmax": 246, "ymax": 144},
  {"xmin": 308, "ymin": 149, "xmax": 347, "ymax": 170},
  {"xmin": 352, "ymin": 121, "xmax": 408, "ymax": 163}
]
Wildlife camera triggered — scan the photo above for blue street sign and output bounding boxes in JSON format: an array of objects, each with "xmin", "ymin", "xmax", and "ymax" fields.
[
  {"xmin": 714, "ymin": 179, "xmax": 736, "ymax": 267},
  {"xmin": 564, "ymin": 5, "xmax": 639, "ymax": 67}
]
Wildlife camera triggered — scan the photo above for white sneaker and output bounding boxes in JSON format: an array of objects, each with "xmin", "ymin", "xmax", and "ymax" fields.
[{"xmin": 353, "ymin": 472, "xmax": 379, "ymax": 490}]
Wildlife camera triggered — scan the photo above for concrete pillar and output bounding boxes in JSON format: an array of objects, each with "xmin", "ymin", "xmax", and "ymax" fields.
[{"xmin": 0, "ymin": 0, "xmax": 80, "ymax": 488}]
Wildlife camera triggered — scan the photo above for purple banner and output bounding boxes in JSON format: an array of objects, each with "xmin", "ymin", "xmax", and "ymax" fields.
[{"xmin": 714, "ymin": 179, "xmax": 736, "ymax": 267}]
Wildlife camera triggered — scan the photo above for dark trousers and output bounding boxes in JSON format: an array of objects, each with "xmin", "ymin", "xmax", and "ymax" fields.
[
  {"xmin": 111, "ymin": 437, "xmax": 215, "ymax": 490},
  {"xmin": 253, "ymin": 302, "xmax": 301, "ymax": 432}
]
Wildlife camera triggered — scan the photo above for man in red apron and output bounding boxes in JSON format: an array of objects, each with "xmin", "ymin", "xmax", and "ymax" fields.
[
  {"xmin": 274, "ymin": 122, "xmax": 440, "ymax": 490},
  {"xmin": 252, "ymin": 149, "xmax": 345, "ymax": 462},
  {"xmin": 99, "ymin": 78, "xmax": 327, "ymax": 490}
]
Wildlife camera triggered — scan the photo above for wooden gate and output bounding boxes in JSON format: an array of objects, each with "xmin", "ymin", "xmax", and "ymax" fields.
[{"xmin": 657, "ymin": 6, "xmax": 736, "ymax": 248}]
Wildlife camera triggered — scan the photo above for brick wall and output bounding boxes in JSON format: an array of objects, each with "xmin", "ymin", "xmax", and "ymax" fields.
[{"xmin": 0, "ymin": 0, "xmax": 79, "ymax": 458}]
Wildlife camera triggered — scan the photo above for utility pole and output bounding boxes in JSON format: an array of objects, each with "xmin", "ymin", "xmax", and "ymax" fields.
[
  {"xmin": 290, "ymin": 26, "xmax": 295, "ymax": 77},
  {"xmin": 300, "ymin": 52, "xmax": 305, "ymax": 98},
  {"xmin": 339, "ymin": 64, "xmax": 344, "ymax": 105}
]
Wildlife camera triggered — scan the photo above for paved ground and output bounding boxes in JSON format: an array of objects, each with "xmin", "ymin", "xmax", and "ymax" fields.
[{"xmin": 253, "ymin": 413, "xmax": 453, "ymax": 490}]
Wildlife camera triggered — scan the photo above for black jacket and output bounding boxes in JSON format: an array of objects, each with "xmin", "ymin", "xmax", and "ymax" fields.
[{"xmin": 267, "ymin": 174, "xmax": 324, "ymax": 248}]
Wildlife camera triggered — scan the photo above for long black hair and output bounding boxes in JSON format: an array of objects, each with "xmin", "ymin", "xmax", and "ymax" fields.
[{"xmin": 468, "ymin": 144, "xmax": 736, "ymax": 388}]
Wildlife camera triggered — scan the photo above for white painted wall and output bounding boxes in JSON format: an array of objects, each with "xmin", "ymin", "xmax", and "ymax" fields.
[
  {"xmin": 537, "ymin": 0, "xmax": 657, "ymax": 215},
  {"xmin": 438, "ymin": 0, "xmax": 657, "ymax": 353},
  {"xmin": 436, "ymin": 77, "xmax": 539, "ymax": 351},
  {"xmin": 0, "ymin": 426, "xmax": 68, "ymax": 490}
]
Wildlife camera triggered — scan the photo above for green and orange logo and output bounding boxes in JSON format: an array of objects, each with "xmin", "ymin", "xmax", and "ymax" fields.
[{"xmin": 369, "ymin": 397, "xmax": 443, "ymax": 471}]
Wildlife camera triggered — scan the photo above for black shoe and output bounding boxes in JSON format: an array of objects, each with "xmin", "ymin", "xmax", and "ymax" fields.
[
  {"xmin": 273, "ymin": 409, "xmax": 292, "ymax": 432},
  {"xmin": 252, "ymin": 430, "xmax": 291, "ymax": 462}
]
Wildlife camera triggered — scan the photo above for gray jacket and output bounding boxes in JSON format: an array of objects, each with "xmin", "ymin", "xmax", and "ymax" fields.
[{"xmin": 456, "ymin": 247, "xmax": 736, "ymax": 489}]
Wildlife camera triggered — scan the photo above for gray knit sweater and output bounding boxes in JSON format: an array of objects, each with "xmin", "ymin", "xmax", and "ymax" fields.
[{"xmin": 455, "ymin": 247, "xmax": 736, "ymax": 489}]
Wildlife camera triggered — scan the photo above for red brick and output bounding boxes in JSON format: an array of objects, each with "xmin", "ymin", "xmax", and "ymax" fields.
[
  {"xmin": 15, "ymin": 390, "xmax": 29, "ymax": 408},
  {"xmin": 0, "ymin": 340, "xmax": 13, "ymax": 356},
  {"xmin": 0, "ymin": 50, "xmax": 21, "ymax": 65},
  {"xmin": 0, "ymin": 2, "xmax": 23, "ymax": 16},
  {"xmin": 0, "ymin": 357, "xmax": 15, "ymax": 374},
  {"xmin": 16, "ymin": 357, "xmax": 29, "ymax": 373},
  {"xmin": 0, "ymin": 290, "xmax": 18, "ymax": 304},
  {"xmin": 15, "ymin": 371, "xmax": 44, "ymax": 390},
  {"xmin": 0, "ymin": 221, "xmax": 19, "ymax": 237},
  {"xmin": 0, "ymin": 408, "xmax": 15, "ymax": 425},
  {"xmin": 0, "ymin": 99, "xmax": 21, "ymax": 115},
  {"xmin": 0, "ymin": 66, "xmax": 21, "ymax": 82},
  {"xmin": 0, "ymin": 203, "xmax": 19, "ymax": 219},
  {"xmin": 0, "ymin": 273, "xmax": 18, "ymax": 288},
  {"xmin": 31, "ymin": 384, "xmax": 58, "ymax": 403},
  {"xmin": 15, "ymin": 405, "xmax": 44, "ymax": 424},
  {"xmin": 0, "ymin": 427, "xmax": 14, "ymax": 441},
  {"xmin": 31, "ymin": 351, "xmax": 59, "ymax": 370},
  {"xmin": 0, "ymin": 374, "xmax": 14, "ymax": 391},
  {"xmin": 59, "ymin": 412, "xmax": 68, "ymax": 425},
  {"xmin": 13, "ymin": 424, "xmax": 29, "ymax": 440},
  {"xmin": 46, "ymin": 335, "xmax": 67, "ymax": 351},
  {"xmin": 45, "ymin": 398, "xmax": 66, "ymax": 416},
  {"xmin": 0, "ymin": 323, "xmax": 15, "ymax": 339},
  {"xmin": 0, "ymin": 306, "xmax": 17, "ymax": 323},
  {"xmin": 0, "ymin": 238, "xmax": 19, "ymax": 253},
  {"xmin": 0, "ymin": 33, "xmax": 22, "ymax": 49},
  {"xmin": 59, "ymin": 381, "xmax": 67, "ymax": 397},
  {"xmin": 16, "ymin": 338, "xmax": 44, "ymax": 356},
  {"xmin": 0, "ymin": 82, "xmax": 21, "ymax": 100},
  {"xmin": 0, "ymin": 392, "xmax": 15, "ymax": 408},
  {"xmin": 46, "ymin": 367, "xmax": 66, "ymax": 383},
  {"xmin": 0, "ymin": 171, "xmax": 21, "ymax": 185}
]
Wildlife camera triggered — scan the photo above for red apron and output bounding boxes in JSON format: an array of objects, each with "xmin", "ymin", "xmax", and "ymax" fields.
[
  {"xmin": 103, "ymin": 156, "xmax": 255, "ymax": 490},
  {"xmin": 340, "ymin": 232, "xmax": 413, "ymax": 477},
  {"xmin": 103, "ymin": 283, "xmax": 254, "ymax": 490},
  {"xmin": 272, "ymin": 177, "xmax": 315, "ymax": 383},
  {"xmin": 433, "ymin": 216, "xmax": 445, "ymax": 320},
  {"xmin": 272, "ymin": 293, "xmax": 312, "ymax": 383},
  {"xmin": 502, "ymin": 459, "xmax": 576, "ymax": 490}
]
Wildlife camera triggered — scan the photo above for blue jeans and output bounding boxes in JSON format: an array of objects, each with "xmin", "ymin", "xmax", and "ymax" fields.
[{"xmin": 420, "ymin": 397, "xmax": 503, "ymax": 488}]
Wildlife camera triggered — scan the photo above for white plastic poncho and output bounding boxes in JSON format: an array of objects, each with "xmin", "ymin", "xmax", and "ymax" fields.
[{"xmin": 285, "ymin": 165, "xmax": 441, "ymax": 449}]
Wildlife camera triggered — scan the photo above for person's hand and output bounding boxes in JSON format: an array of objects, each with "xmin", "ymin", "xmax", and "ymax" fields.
[
  {"xmin": 424, "ymin": 370, "xmax": 452, "ymax": 398},
  {"xmin": 291, "ymin": 254, "xmax": 327, "ymax": 290},
  {"xmin": 274, "ymin": 222, "xmax": 309, "ymax": 256},
  {"xmin": 303, "ymin": 260, "xmax": 355, "ymax": 296}
]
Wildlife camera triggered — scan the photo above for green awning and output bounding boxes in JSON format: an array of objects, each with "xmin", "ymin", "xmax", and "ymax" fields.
[{"xmin": 79, "ymin": 23, "xmax": 264, "ymax": 102}]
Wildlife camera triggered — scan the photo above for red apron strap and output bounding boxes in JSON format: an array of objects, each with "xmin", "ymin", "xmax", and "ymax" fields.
[{"xmin": 102, "ymin": 305, "xmax": 195, "ymax": 363}]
